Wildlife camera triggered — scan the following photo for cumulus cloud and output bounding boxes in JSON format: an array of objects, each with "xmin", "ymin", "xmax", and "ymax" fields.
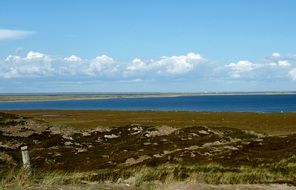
[
  {"xmin": 2, "ymin": 51, "xmax": 296, "ymax": 83},
  {"xmin": 0, "ymin": 52, "xmax": 118, "ymax": 78},
  {"xmin": 64, "ymin": 55, "xmax": 82, "ymax": 62},
  {"xmin": 267, "ymin": 52, "xmax": 292, "ymax": 68},
  {"xmin": 87, "ymin": 55, "xmax": 116, "ymax": 75},
  {"xmin": 224, "ymin": 52, "xmax": 296, "ymax": 79},
  {"xmin": 26, "ymin": 51, "xmax": 52, "ymax": 62},
  {"xmin": 0, "ymin": 29, "xmax": 35, "ymax": 40},
  {"xmin": 0, "ymin": 51, "xmax": 206, "ymax": 79},
  {"xmin": 126, "ymin": 58, "xmax": 147, "ymax": 72},
  {"xmin": 60, "ymin": 55, "xmax": 84, "ymax": 75},
  {"xmin": 225, "ymin": 60, "xmax": 261, "ymax": 78},
  {"xmin": 269, "ymin": 60, "xmax": 291, "ymax": 67},
  {"xmin": 1, "ymin": 51, "xmax": 54, "ymax": 78},
  {"xmin": 126, "ymin": 52, "xmax": 205, "ymax": 75}
]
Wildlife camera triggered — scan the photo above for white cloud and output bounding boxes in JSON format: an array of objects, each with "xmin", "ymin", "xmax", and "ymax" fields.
[
  {"xmin": 277, "ymin": 60, "xmax": 290, "ymax": 67},
  {"xmin": 0, "ymin": 52, "xmax": 119, "ymax": 78},
  {"xmin": 156, "ymin": 53, "xmax": 202, "ymax": 74},
  {"xmin": 289, "ymin": 68, "xmax": 296, "ymax": 81},
  {"xmin": 61, "ymin": 55, "xmax": 84, "ymax": 75},
  {"xmin": 0, "ymin": 29, "xmax": 34, "ymax": 40},
  {"xmin": 1, "ymin": 51, "xmax": 54, "ymax": 78},
  {"xmin": 224, "ymin": 52, "xmax": 296, "ymax": 80},
  {"xmin": 64, "ymin": 55, "xmax": 82, "ymax": 62},
  {"xmin": 126, "ymin": 52, "xmax": 204, "ymax": 75},
  {"xmin": 5, "ymin": 55, "xmax": 21, "ymax": 62},
  {"xmin": 227, "ymin": 61, "xmax": 258, "ymax": 72},
  {"xmin": 1, "ymin": 52, "xmax": 204, "ymax": 79},
  {"xmin": 26, "ymin": 51, "xmax": 52, "ymax": 62},
  {"xmin": 272, "ymin": 52, "xmax": 281, "ymax": 57},
  {"xmin": 87, "ymin": 55, "xmax": 116, "ymax": 75},
  {"xmin": 267, "ymin": 52, "xmax": 292, "ymax": 68},
  {"xmin": 27, "ymin": 51, "xmax": 44, "ymax": 59},
  {"xmin": 1, "ymin": 51, "xmax": 296, "ymax": 83},
  {"xmin": 226, "ymin": 60, "xmax": 261, "ymax": 78},
  {"xmin": 126, "ymin": 58, "xmax": 147, "ymax": 72},
  {"xmin": 269, "ymin": 60, "xmax": 291, "ymax": 67}
]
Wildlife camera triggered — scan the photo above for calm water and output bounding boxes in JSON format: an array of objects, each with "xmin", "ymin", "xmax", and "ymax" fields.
[{"xmin": 0, "ymin": 95, "xmax": 296, "ymax": 112}]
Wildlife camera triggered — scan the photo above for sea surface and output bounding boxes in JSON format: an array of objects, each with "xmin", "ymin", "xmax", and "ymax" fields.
[{"xmin": 0, "ymin": 94, "xmax": 296, "ymax": 112}]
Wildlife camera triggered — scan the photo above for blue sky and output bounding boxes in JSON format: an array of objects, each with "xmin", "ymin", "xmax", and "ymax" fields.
[{"xmin": 1, "ymin": 0, "xmax": 296, "ymax": 92}]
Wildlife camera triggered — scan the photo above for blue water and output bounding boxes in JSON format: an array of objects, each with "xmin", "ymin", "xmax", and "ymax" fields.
[{"xmin": 0, "ymin": 94, "xmax": 296, "ymax": 112}]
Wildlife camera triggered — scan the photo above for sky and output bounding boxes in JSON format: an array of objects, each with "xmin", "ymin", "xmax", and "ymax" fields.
[{"xmin": 0, "ymin": 0, "xmax": 296, "ymax": 92}]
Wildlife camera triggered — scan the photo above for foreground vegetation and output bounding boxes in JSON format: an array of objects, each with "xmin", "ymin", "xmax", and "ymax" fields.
[
  {"xmin": 1, "ymin": 111, "xmax": 296, "ymax": 189},
  {"xmin": 2, "ymin": 161, "xmax": 296, "ymax": 190}
]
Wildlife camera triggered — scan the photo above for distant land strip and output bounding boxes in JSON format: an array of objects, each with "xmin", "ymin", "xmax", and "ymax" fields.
[{"xmin": 0, "ymin": 92, "xmax": 296, "ymax": 102}]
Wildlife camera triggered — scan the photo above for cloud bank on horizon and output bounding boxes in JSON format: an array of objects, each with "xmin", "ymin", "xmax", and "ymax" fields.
[
  {"xmin": 1, "ymin": 50, "xmax": 296, "ymax": 83},
  {"xmin": 0, "ymin": 51, "xmax": 205, "ymax": 79}
]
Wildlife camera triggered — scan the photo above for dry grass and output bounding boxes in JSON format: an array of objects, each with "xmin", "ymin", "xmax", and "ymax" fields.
[
  {"xmin": 2, "ymin": 159, "xmax": 296, "ymax": 190},
  {"xmin": 0, "ymin": 169, "xmax": 88, "ymax": 190}
]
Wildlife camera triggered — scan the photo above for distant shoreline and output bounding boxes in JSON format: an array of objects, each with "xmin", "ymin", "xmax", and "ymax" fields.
[{"xmin": 0, "ymin": 92, "xmax": 296, "ymax": 102}]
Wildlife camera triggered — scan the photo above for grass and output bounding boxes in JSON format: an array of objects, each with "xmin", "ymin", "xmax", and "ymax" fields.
[
  {"xmin": 131, "ymin": 161, "xmax": 296, "ymax": 186},
  {"xmin": 0, "ymin": 169, "xmax": 84, "ymax": 190},
  {"xmin": 2, "ymin": 158, "xmax": 296, "ymax": 190},
  {"xmin": 6, "ymin": 110, "xmax": 296, "ymax": 135}
]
